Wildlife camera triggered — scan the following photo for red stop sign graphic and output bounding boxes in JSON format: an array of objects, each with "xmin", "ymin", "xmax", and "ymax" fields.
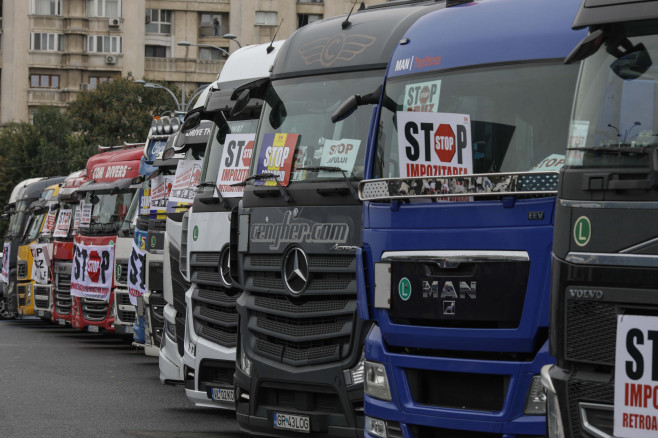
[
  {"xmin": 419, "ymin": 86, "xmax": 430, "ymax": 104},
  {"xmin": 87, "ymin": 251, "xmax": 102, "ymax": 283},
  {"xmin": 434, "ymin": 124, "xmax": 455, "ymax": 163},
  {"xmin": 242, "ymin": 141, "xmax": 254, "ymax": 167}
]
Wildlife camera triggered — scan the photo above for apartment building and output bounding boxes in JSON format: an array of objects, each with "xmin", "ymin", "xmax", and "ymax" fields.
[{"xmin": 0, "ymin": 0, "xmax": 380, "ymax": 124}]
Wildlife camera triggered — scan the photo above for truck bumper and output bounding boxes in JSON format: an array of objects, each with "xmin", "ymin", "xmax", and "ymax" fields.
[
  {"xmin": 365, "ymin": 325, "xmax": 549, "ymax": 437},
  {"xmin": 159, "ymin": 303, "xmax": 183, "ymax": 384}
]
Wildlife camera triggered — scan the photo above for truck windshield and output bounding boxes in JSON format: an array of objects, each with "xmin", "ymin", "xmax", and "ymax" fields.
[
  {"xmin": 567, "ymin": 21, "xmax": 658, "ymax": 169},
  {"xmin": 7, "ymin": 200, "xmax": 29, "ymax": 237},
  {"xmin": 374, "ymin": 61, "xmax": 579, "ymax": 179},
  {"xmin": 200, "ymin": 116, "xmax": 260, "ymax": 188},
  {"xmin": 88, "ymin": 191, "xmax": 133, "ymax": 227},
  {"xmin": 251, "ymin": 71, "xmax": 382, "ymax": 183},
  {"xmin": 120, "ymin": 193, "xmax": 139, "ymax": 233},
  {"xmin": 25, "ymin": 212, "xmax": 45, "ymax": 242}
]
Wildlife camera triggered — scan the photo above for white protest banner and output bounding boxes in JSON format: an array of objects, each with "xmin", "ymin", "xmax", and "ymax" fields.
[
  {"xmin": 127, "ymin": 240, "xmax": 146, "ymax": 306},
  {"xmin": 614, "ymin": 314, "xmax": 658, "ymax": 437},
  {"xmin": 532, "ymin": 154, "xmax": 566, "ymax": 172},
  {"xmin": 0, "ymin": 242, "xmax": 10, "ymax": 284},
  {"xmin": 150, "ymin": 175, "xmax": 173, "ymax": 215},
  {"xmin": 319, "ymin": 139, "xmax": 361, "ymax": 177},
  {"xmin": 73, "ymin": 205, "xmax": 81, "ymax": 230},
  {"xmin": 30, "ymin": 243, "xmax": 50, "ymax": 285},
  {"xmin": 139, "ymin": 188, "xmax": 151, "ymax": 216},
  {"xmin": 70, "ymin": 242, "xmax": 114, "ymax": 301},
  {"xmin": 80, "ymin": 202, "xmax": 92, "ymax": 227},
  {"xmin": 43, "ymin": 210, "xmax": 58, "ymax": 234},
  {"xmin": 167, "ymin": 160, "xmax": 202, "ymax": 212},
  {"xmin": 216, "ymin": 133, "xmax": 255, "ymax": 197},
  {"xmin": 403, "ymin": 80, "xmax": 441, "ymax": 112},
  {"xmin": 53, "ymin": 209, "xmax": 72, "ymax": 238}
]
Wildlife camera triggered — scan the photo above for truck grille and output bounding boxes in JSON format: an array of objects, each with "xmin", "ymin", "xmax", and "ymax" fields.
[
  {"xmin": 198, "ymin": 359, "xmax": 235, "ymax": 392},
  {"xmin": 190, "ymin": 252, "xmax": 240, "ymax": 348},
  {"xmin": 257, "ymin": 385, "xmax": 343, "ymax": 414},
  {"xmin": 17, "ymin": 284, "xmax": 28, "ymax": 307},
  {"xmin": 148, "ymin": 261, "xmax": 164, "ymax": 291},
  {"xmin": 148, "ymin": 291, "xmax": 166, "ymax": 347},
  {"xmin": 17, "ymin": 261, "xmax": 28, "ymax": 279},
  {"xmin": 81, "ymin": 297, "xmax": 109, "ymax": 321},
  {"xmin": 34, "ymin": 285, "xmax": 51, "ymax": 310},
  {"xmin": 565, "ymin": 300, "xmax": 618, "ymax": 366},
  {"xmin": 115, "ymin": 290, "xmax": 135, "ymax": 323},
  {"xmin": 243, "ymin": 253, "xmax": 357, "ymax": 367},
  {"xmin": 170, "ymin": 244, "xmax": 190, "ymax": 358},
  {"xmin": 566, "ymin": 378, "xmax": 613, "ymax": 438},
  {"xmin": 54, "ymin": 261, "xmax": 72, "ymax": 315}
]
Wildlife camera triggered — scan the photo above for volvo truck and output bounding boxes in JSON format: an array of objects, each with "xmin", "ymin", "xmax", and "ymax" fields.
[
  {"xmin": 230, "ymin": 2, "xmax": 445, "ymax": 436},
  {"xmin": 542, "ymin": 1, "xmax": 658, "ymax": 437},
  {"xmin": 349, "ymin": 0, "xmax": 586, "ymax": 437},
  {"xmin": 182, "ymin": 40, "xmax": 282, "ymax": 409}
]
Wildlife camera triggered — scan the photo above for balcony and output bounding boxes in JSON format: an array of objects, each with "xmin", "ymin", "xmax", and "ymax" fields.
[
  {"xmin": 28, "ymin": 88, "xmax": 76, "ymax": 106},
  {"xmin": 144, "ymin": 57, "xmax": 225, "ymax": 82}
]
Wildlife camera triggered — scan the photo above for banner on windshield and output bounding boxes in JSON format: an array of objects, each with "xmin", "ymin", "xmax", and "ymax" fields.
[
  {"xmin": 30, "ymin": 243, "xmax": 50, "ymax": 285},
  {"xmin": 70, "ymin": 242, "xmax": 115, "ymax": 301}
]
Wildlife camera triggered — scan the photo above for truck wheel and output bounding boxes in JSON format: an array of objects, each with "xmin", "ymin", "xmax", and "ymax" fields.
[{"xmin": 0, "ymin": 297, "xmax": 16, "ymax": 320}]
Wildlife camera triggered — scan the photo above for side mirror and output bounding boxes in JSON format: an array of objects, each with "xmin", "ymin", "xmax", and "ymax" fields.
[
  {"xmin": 90, "ymin": 193, "xmax": 100, "ymax": 205},
  {"xmin": 230, "ymin": 89, "xmax": 251, "ymax": 118},
  {"xmin": 565, "ymin": 29, "xmax": 604, "ymax": 64},
  {"xmin": 331, "ymin": 95, "xmax": 359, "ymax": 123},
  {"xmin": 181, "ymin": 112, "xmax": 201, "ymax": 133}
]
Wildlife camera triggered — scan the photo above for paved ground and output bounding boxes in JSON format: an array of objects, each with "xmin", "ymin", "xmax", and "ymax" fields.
[{"xmin": 0, "ymin": 317, "xmax": 242, "ymax": 438}]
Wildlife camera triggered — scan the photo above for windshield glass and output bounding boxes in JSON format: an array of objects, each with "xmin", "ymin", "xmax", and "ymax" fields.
[
  {"xmin": 374, "ymin": 62, "xmax": 579, "ymax": 180},
  {"xmin": 120, "ymin": 193, "xmax": 139, "ymax": 233},
  {"xmin": 87, "ymin": 191, "xmax": 133, "ymax": 226},
  {"xmin": 199, "ymin": 113, "xmax": 261, "ymax": 192},
  {"xmin": 8, "ymin": 200, "xmax": 29, "ymax": 236},
  {"xmin": 25, "ymin": 212, "xmax": 45, "ymax": 241},
  {"xmin": 567, "ymin": 21, "xmax": 658, "ymax": 168},
  {"xmin": 251, "ymin": 71, "xmax": 383, "ymax": 184}
]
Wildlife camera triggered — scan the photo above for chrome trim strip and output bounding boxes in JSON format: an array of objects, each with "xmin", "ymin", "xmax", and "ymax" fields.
[
  {"xmin": 620, "ymin": 236, "xmax": 658, "ymax": 254},
  {"xmin": 381, "ymin": 250, "xmax": 529, "ymax": 264},
  {"xmin": 566, "ymin": 252, "xmax": 658, "ymax": 267},
  {"xmin": 560, "ymin": 199, "xmax": 658, "ymax": 209},
  {"xmin": 579, "ymin": 402, "xmax": 613, "ymax": 438}
]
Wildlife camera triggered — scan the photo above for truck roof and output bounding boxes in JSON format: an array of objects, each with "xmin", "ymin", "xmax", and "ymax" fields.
[
  {"xmin": 17, "ymin": 177, "xmax": 66, "ymax": 202},
  {"xmin": 86, "ymin": 146, "xmax": 144, "ymax": 184},
  {"xmin": 387, "ymin": 0, "xmax": 587, "ymax": 78},
  {"xmin": 271, "ymin": 0, "xmax": 446, "ymax": 79},
  {"xmin": 218, "ymin": 41, "xmax": 284, "ymax": 89},
  {"xmin": 572, "ymin": 0, "xmax": 658, "ymax": 28},
  {"xmin": 58, "ymin": 169, "xmax": 86, "ymax": 200},
  {"xmin": 8, "ymin": 178, "xmax": 44, "ymax": 205}
]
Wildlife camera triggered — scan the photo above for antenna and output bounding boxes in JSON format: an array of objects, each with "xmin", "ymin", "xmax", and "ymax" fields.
[
  {"xmin": 342, "ymin": 0, "xmax": 359, "ymax": 30},
  {"xmin": 267, "ymin": 19, "xmax": 283, "ymax": 54}
]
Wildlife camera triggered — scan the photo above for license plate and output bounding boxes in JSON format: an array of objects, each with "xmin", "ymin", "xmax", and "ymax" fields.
[
  {"xmin": 125, "ymin": 326, "xmax": 133, "ymax": 334},
  {"xmin": 273, "ymin": 412, "xmax": 310, "ymax": 433},
  {"xmin": 211, "ymin": 387, "xmax": 235, "ymax": 403},
  {"xmin": 88, "ymin": 325, "xmax": 99, "ymax": 333},
  {"xmin": 37, "ymin": 310, "xmax": 44, "ymax": 317},
  {"xmin": 58, "ymin": 319, "xmax": 66, "ymax": 326}
]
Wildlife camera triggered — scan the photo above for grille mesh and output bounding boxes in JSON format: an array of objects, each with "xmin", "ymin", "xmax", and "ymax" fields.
[
  {"xmin": 567, "ymin": 378, "xmax": 614, "ymax": 438},
  {"xmin": 565, "ymin": 301, "xmax": 617, "ymax": 365}
]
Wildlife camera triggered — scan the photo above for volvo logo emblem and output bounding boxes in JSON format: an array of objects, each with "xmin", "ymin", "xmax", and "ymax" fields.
[{"xmin": 282, "ymin": 247, "xmax": 310, "ymax": 296}]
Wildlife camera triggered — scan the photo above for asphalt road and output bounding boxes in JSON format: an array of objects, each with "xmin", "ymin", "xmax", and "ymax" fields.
[{"xmin": 0, "ymin": 317, "xmax": 242, "ymax": 438}]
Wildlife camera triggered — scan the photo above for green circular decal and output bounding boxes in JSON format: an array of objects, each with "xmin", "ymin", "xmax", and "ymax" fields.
[
  {"xmin": 115, "ymin": 264, "xmax": 122, "ymax": 279},
  {"xmin": 192, "ymin": 225, "xmax": 199, "ymax": 241},
  {"xmin": 574, "ymin": 216, "xmax": 591, "ymax": 247},
  {"xmin": 109, "ymin": 240, "xmax": 114, "ymax": 246},
  {"xmin": 398, "ymin": 277, "xmax": 412, "ymax": 301},
  {"xmin": 151, "ymin": 236, "xmax": 156, "ymax": 248}
]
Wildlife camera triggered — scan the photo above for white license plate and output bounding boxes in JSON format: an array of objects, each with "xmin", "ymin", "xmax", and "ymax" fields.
[
  {"xmin": 273, "ymin": 412, "xmax": 310, "ymax": 433},
  {"xmin": 211, "ymin": 387, "xmax": 235, "ymax": 403},
  {"xmin": 37, "ymin": 310, "xmax": 44, "ymax": 317},
  {"xmin": 58, "ymin": 319, "xmax": 66, "ymax": 326},
  {"xmin": 88, "ymin": 325, "xmax": 99, "ymax": 333},
  {"xmin": 125, "ymin": 326, "xmax": 134, "ymax": 334}
]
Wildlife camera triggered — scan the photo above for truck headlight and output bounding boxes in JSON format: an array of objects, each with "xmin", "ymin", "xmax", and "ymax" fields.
[
  {"xmin": 365, "ymin": 416, "xmax": 387, "ymax": 438},
  {"xmin": 345, "ymin": 352, "xmax": 365, "ymax": 385},
  {"xmin": 524, "ymin": 375, "xmax": 547, "ymax": 415},
  {"xmin": 541, "ymin": 365, "xmax": 565, "ymax": 438},
  {"xmin": 164, "ymin": 318, "xmax": 176, "ymax": 341},
  {"xmin": 238, "ymin": 346, "xmax": 252, "ymax": 377},
  {"xmin": 364, "ymin": 360, "xmax": 392, "ymax": 401}
]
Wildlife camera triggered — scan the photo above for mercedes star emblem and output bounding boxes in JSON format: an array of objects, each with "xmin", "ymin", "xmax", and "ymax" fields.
[{"xmin": 282, "ymin": 247, "xmax": 310, "ymax": 296}]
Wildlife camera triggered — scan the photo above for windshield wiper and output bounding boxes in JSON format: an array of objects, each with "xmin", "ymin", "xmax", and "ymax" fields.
[
  {"xmin": 568, "ymin": 146, "xmax": 653, "ymax": 154},
  {"xmin": 232, "ymin": 173, "xmax": 292, "ymax": 204},
  {"xmin": 296, "ymin": 166, "xmax": 359, "ymax": 201}
]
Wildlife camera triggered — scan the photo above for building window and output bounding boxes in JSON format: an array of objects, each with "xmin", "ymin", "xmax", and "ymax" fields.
[
  {"xmin": 199, "ymin": 13, "xmax": 229, "ymax": 37},
  {"xmin": 145, "ymin": 45, "xmax": 167, "ymax": 58},
  {"xmin": 145, "ymin": 9, "xmax": 171, "ymax": 34},
  {"xmin": 298, "ymin": 0, "xmax": 323, "ymax": 3},
  {"xmin": 30, "ymin": 74, "xmax": 59, "ymax": 89},
  {"xmin": 30, "ymin": 33, "xmax": 65, "ymax": 51},
  {"xmin": 31, "ymin": 0, "xmax": 62, "ymax": 15},
  {"xmin": 199, "ymin": 47, "xmax": 226, "ymax": 61},
  {"xmin": 298, "ymin": 14, "xmax": 321, "ymax": 28},
  {"xmin": 255, "ymin": 11, "xmax": 277, "ymax": 26},
  {"xmin": 85, "ymin": 35, "xmax": 122, "ymax": 53},
  {"xmin": 89, "ymin": 76, "xmax": 110, "ymax": 90},
  {"xmin": 86, "ymin": 0, "xmax": 121, "ymax": 18}
]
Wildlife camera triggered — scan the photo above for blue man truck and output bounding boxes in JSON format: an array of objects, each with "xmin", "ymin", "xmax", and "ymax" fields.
[
  {"xmin": 542, "ymin": 1, "xmax": 658, "ymax": 437},
  {"xmin": 230, "ymin": 2, "xmax": 445, "ymax": 436},
  {"xmin": 351, "ymin": 0, "xmax": 587, "ymax": 437}
]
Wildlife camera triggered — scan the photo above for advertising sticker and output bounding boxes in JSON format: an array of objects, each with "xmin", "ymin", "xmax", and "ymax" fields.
[
  {"xmin": 215, "ymin": 133, "xmax": 256, "ymax": 197},
  {"xmin": 255, "ymin": 133, "xmax": 299, "ymax": 186},
  {"xmin": 318, "ymin": 139, "xmax": 361, "ymax": 177},
  {"xmin": 167, "ymin": 160, "xmax": 202, "ymax": 213},
  {"xmin": 30, "ymin": 243, "xmax": 50, "ymax": 285},
  {"xmin": 80, "ymin": 202, "xmax": 92, "ymax": 227},
  {"xmin": 403, "ymin": 80, "xmax": 441, "ymax": 112},
  {"xmin": 127, "ymin": 239, "xmax": 146, "ymax": 306},
  {"xmin": 53, "ymin": 209, "xmax": 72, "ymax": 238},
  {"xmin": 73, "ymin": 205, "xmax": 81, "ymax": 230},
  {"xmin": 43, "ymin": 209, "xmax": 58, "ymax": 234},
  {"xmin": 614, "ymin": 314, "xmax": 658, "ymax": 437},
  {"xmin": 1, "ymin": 242, "xmax": 10, "ymax": 284},
  {"xmin": 70, "ymin": 242, "xmax": 115, "ymax": 301},
  {"xmin": 139, "ymin": 188, "xmax": 151, "ymax": 216},
  {"xmin": 150, "ymin": 175, "xmax": 173, "ymax": 215}
]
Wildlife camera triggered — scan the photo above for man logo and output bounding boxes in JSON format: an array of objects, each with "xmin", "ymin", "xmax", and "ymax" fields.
[{"xmin": 299, "ymin": 34, "xmax": 376, "ymax": 67}]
